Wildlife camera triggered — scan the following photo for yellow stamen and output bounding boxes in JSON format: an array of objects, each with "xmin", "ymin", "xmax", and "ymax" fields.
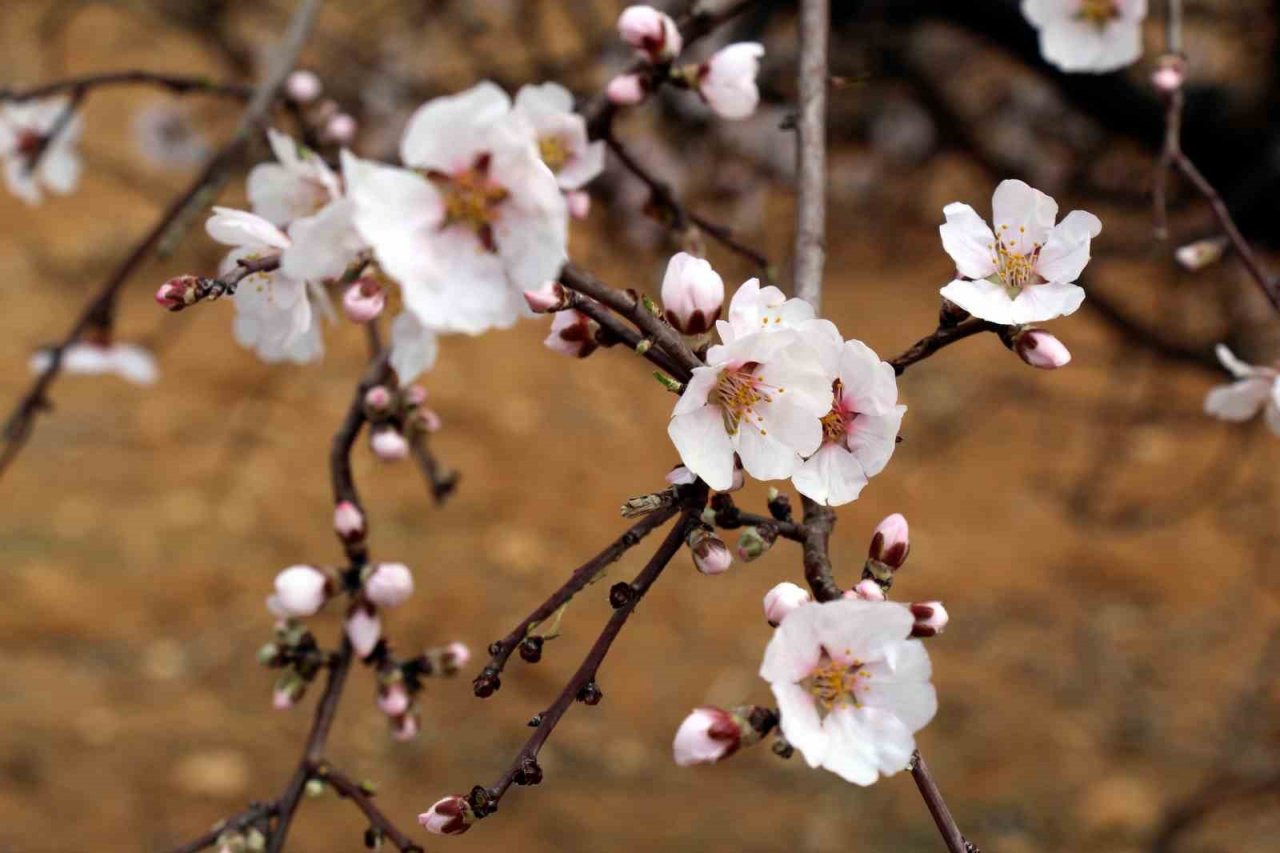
[
  {"xmin": 1078, "ymin": 0, "xmax": 1118, "ymax": 25},
  {"xmin": 538, "ymin": 135, "xmax": 570, "ymax": 174},
  {"xmin": 806, "ymin": 657, "xmax": 870, "ymax": 710}
]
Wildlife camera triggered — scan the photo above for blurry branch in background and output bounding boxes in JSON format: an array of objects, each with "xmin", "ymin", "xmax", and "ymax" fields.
[{"xmin": 0, "ymin": 0, "xmax": 323, "ymax": 484}]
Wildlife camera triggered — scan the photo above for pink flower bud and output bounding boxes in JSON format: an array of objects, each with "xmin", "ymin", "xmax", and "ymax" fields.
[
  {"xmin": 370, "ymin": 426, "xmax": 409, "ymax": 461},
  {"xmin": 672, "ymin": 706, "xmax": 741, "ymax": 766},
  {"xmin": 345, "ymin": 605, "xmax": 382, "ymax": 659},
  {"xmin": 419, "ymin": 796, "xmax": 473, "ymax": 836},
  {"xmin": 333, "ymin": 500, "xmax": 365, "ymax": 542},
  {"xmin": 851, "ymin": 579, "xmax": 885, "ymax": 602},
  {"xmin": 698, "ymin": 43, "xmax": 765, "ymax": 120},
  {"xmin": 403, "ymin": 384, "xmax": 428, "ymax": 407},
  {"xmin": 273, "ymin": 672, "xmax": 306, "ymax": 710},
  {"xmin": 660, "ymin": 252, "xmax": 724, "ymax": 335},
  {"xmin": 272, "ymin": 686, "xmax": 296, "ymax": 711},
  {"xmin": 272, "ymin": 565, "xmax": 329, "ymax": 617},
  {"xmin": 155, "ymin": 275, "xmax": 199, "ymax": 311},
  {"xmin": 910, "ymin": 601, "xmax": 949, "ymax": 638},
  {"xmin": 391, "ymin": 712, "xmax": 420, "ymax": 742},
  {"xmin": 763, "ymin": 582, "xmax": 811, "ymax": 627},
  {"xmin": 364, "ymin": 562, "xmax": 414, "ymax": 609},
  {"xmin": 566, "ymin": 189, "xmax": 591, "ymax": 220},
  {"xmin": 523, "ymin": 281, "xmax": 565, "ymax": 313},
  {"xmin": 324, "ymin": 113, "xmax": 357, "ymax": 145},
  {"xmin": 444, "ymin": 641, "xmax": 470, "ymax": 671},
  {"xmin": 1014, "ymin": 329, "xmax": 1071, "ymax": 370},
  {"xmin": 544, "ymin": 309, "xmax": 598, "ymax": 358},
  {"xmin": 377, "ymin": 682, "xmax": 411, "ymax": 717},
  {"xmin": 606, "ymin": 73, "xmax": 649, "ymax": 107},
  {"xmin": 617, "ymin": 5, "xmax": 682, "ymax": 60},
  {"xmin": 868, "ymin": 513, "xmax": 910, "ymax": 571},
  {"xmin": 1151, "ymin": 55, "xmax": 1186, "ymax": 94},
  {"xmin": 413, "ymin": 407, "xmax": 442, "ymax": 433},
  {"xmin": 1175, "ymin": 236, "xmax": 1228, "ymax": 272},
  {"xmin": 689, "ymin": 529, "xmax": 732, "ymax": 575},
  {"xmin": 342, "ymin": 279, "xmax": 385, "ymax": 324},
  {"xmin": 285, "ymin": 70, "xmax": 323, "ymax": 104},
  {"xmin": 364, "ymin": 385, "xmax": 392, "ymax": 413}
]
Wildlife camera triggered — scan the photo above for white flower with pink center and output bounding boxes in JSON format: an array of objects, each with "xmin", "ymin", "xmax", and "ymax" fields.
[
  {"xmin": 938, "ymin": 179, "xmax": 1100, "ymax": 325},
  {"xmin": 1022, "ymin": 0, "xmax": 1147, "ymax": 74},
  {"xmin": 0, "ymin": 97, "xmax": 82, "ymax": 205},
  {"xmin": 668, "ymin": 327, "xmax": 832, "ymax": 491},
  {"xmin": 513, "ymin": 82, "xmax": 605, "ymax": 192},
  {"xmin": 1205, "ymin": 344, "xmax": 1280, "ymax": 436},
  {"xmin": 760, "ymin": 598, "xmax": 937, "ymax": 785},
  {"xmin": 344, "ymin": 82, "xmax": 568, "ymax": 335},
  {"xmin": 792, "ymin": 325, "xmax": 905, "ymax": 506},
  {"xmin": 248, "ymin": 128, "xmax": 342, "ymax": 226}
]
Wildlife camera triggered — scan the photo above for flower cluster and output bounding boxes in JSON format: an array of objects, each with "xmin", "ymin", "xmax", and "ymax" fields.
[{"xmin": 666, "ymin": 262, "xmax": 904, "ymax": 505}]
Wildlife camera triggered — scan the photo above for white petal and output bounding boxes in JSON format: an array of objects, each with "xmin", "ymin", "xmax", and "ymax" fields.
[
  {"xmin": 772, "ymin": 682, "xmax": 829, "ymax": 769},
  {"xmin": 822, "ymin": 706, "xmax": 916, "ymax": 783},
  {"xmin": 734, "ymin": 421, "xmax": 801, "ymax": 482},
  {"xmin": 860, "ymin": 643, "xmax": 937, "ymax": 733},
  {"xmin": 991, "ymin": 179, "xmax": 1057, "ymax": 255},
  {"xmin": 206, "ymin": 207, "xmax": 290, "ymax": 251},
  {"xmin": 837, "ymin": 340, "xmax": 899, "ymax": 417},
  {"xmin": 757, "ymin": 394, "xmax": 825, "ymax": 457},
  {"xmin": 1204, "ymin": 379, "xmax": 1271, "ymax": 422},
  {"xmin": 848, "ymin": 406, "xmax": 905, "ymax": 478},
  {"xmin": 400, "ymin": 81, "xmax": 514, "ymax": 172},
  {"xmin": 672, "ymin": 366, "xmax": 720, "ymax": 417},
  {"xmin": 1214, "ymin": 343, "xmax": 1260, "ymax": 379},
  {"xmin": 1007, "ymin": 281, "xmax": 1087, "ymax": 323},
  {"xmin": 389, "ymin": 311, "xmax": 439, "ymax": 383},
  {"xmin": 108, "ymin": 344, "xmax": 159, "ymax": 385},
  {"xmin": 793, "ymin": 443, "xmax": 868, "ymax": 507},
  {"xmin": 939, "ymin": 203, "xmax": 997, "ymax": 280},
  {"xmin": 939, "ymin": 278, "xmax": 1019, "ymax": 324},
  {"xmin": 492, "ymin": 155, "xmax": 569, "ymax": 292},
  {"xmin": 668, "ymin": 404, "xmax": 736, "ymax": 490},
  {"xmin": 1037, "ymin": 209, "xmax": 1102, "ymax": 283},
  {"xmin": 813, "ymin": 599, "xmax": 915, "ymax": 667},
  {"xmin": 282, "ymin": 198, "xmax": 364, "ymax": 282}
]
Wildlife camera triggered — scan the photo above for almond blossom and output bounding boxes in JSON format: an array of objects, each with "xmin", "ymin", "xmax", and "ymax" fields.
[
  {"xmin": 29, "ymin": 341, "xmax": 158, "ymax": 386},
  {"xmin": 247, "ymin": 128, "xmax": 342, "ymax": 226},
  {"xmin": 0, "ymin": 97, "xmax": 82, "ymax": 205},
  {"xmin": 792, "ymin": 325, "xmax": 905, "ymax": 506},
  {"xmin": 1204, "ymin": 344, "xmax": 1280, "ymax": 435},
  {"xmin": 760, "ymin": 598, "xmax": 937, "ymax": 785},
  {"xmin": 661, "ymin": 252, "xmax": 724, "ymax": 335},
  {"xmin": 344, "ymin": 82, "xmax": 568, "ymax": 335},
  {"xmin": 617, "ymin": 5, "xmax": 682, "ymax": 62},
  {"xmin": 1022, "ymin": 0, "xmax": 1147, "ymax": 74},
  {"xmin": 717, "ymin": 277, "xmax": 815, "ymax": 343},
  {"xmin": 938, "ymin": 179, "xmax": 1101, "ymax": 325},
  {"xmin": 512, "ymin": 82, "xmax": 605, "ymax": 192},
  {"xmin": 698, "ymin": 43, "xmax": 766, "ymax": 120}
]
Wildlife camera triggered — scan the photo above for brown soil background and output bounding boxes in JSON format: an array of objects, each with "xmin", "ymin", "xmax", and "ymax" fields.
[{"xmin": 1, "ymin": 2, "xmax": 1278, "ymax": 851}]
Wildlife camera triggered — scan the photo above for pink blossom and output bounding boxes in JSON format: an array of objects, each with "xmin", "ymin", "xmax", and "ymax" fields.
[
  {"xmin": 868, "ymin": 513, "xmax": 910, "ymax": 570},
  {"xmin": 544, "ymin": 309, "xmax": 598, "ymax": 358},
  {"xmin": 324, "ymin": 113, "xmax": 358, "ymax": 145},
  {"xmin": 698, "ymin": 43, "xmax": 765, "ymax": 120},
  {"xmin": 342, "ymin": 278, "xmax": 386, "ymax": 324},
  {"xmin": 377, "ymin": 682, "xmax": 411, "ymax": 717},
  {"xmin": 566, "ymin": 189, "xmax": 591, "ymax": 219},
  {"xmin": 345, "ymin": 606, "xmax": 382, "ymax": 659},
  {"xmin": 672, "ymin": 707, "xmax": 741, "ymax": 766},
  {"xmin": 523, "ymin": 281, "xmax": 565, "ymax": 313},
  {"xmin": 851, "ymin": 579, "xmax": 886, "ymax": 602},
  {"xmin": 690, "ymin": 530, "xmax": 732, "ymax": 575},
  {"xmin": 606, "ymin": 73, "xmax": 649, "ymax": 106},
  {"xmin": 763, "ymin": 582, "xmax": 812, "ymax": 627},
  {"xmin": 419, "ymin": 796, "xmax": 473, "ymax": 836},
  {"xmin": 333, "ymin": 501, "xmax": 365, "ymax": 541},
  {"xmin": 661, "ymin": 252, "xmax": 724, "ymax": 335},
  {"xmin": 285, "ymin": 70, "xmax": 323, "ymax": 104},
  {"xmin": 617, "ymin": 5, "xmax": 682, "ymax": 61},
  {"xmin": 1014, "ymin": 328, "xmax": 1071, "ymax": 369},
  {"xmin": 370, "ymin": 426, "xmax": 409, "ymax": 461},
  {"xmin": 364, "ymin": 562, "xmax": 414, "ymax": 609},
  {"xmin": 910, "ymin": 601, "xmax": 949, "ymax": 638},
  {"xmin": 391, "ymin": 712, "xmax": 420, "ymax": 742},
  {"xmin": 272, "ymin": 565, "xmax": 329, "ymax": 617}
]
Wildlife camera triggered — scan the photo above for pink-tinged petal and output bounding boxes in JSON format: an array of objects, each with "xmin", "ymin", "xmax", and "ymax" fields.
[
  {"xmin": 847, "ymin": 407, "xmax": 905, "ymax": 478},
  {"xmin": 771, "ymin": 682, "xmax": 829, "ymax": 768},
  {"xmin": 400, "ymin": 82, "xmax": 513, "ymax": 172},
  {"xmin": 991, "ymin": 179, "xmax": 1057, "ymax": 254},
  {"xmin": 1205, "ymin": 378, "xmax": 1271, "ymax": 422},
  {"xmin": 938, "ymin": 202, "xmax": 997, "ymax": 280},
  {"xmin": 668, "ymin": 404, "xmax": 736, "ymax": 491},
  {"xmin": 1037, "ymin": 209, "xmax": 1102, "ymax": 283},
  {"xmin": 282, "ymin": 198, "xmax": 364, "ymax": 283},
  {"xmin": 792, "ymin": 443, "xmax": 869, "ymax": 507},
  {"xmin": 837, "ymin": 340, "xmax": 899, "ymax": 416},
  {"xmin": 206, "ymin": 207, "xmax": 290, "ymax": 250}
]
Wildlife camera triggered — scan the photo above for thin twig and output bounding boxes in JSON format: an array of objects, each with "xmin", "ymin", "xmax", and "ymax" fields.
[
  {"xmin": 566, "ymin": 291, "xmax": 684, "ymax": 376},
  {"xmin": 167, "ymin": 802, "xmax": 277, "ymax": 853},
  {"xmin": 793, "ymin": 0, "xmax": 829, "ymax": 307},
  {"xmin": 0, "ymin": 71, "xmax": 252, "ymax": 102},
  {"xmin": 888, "ymin": 318, "xmax": 1002, "ymax": 376},
  {"xmin": 312, "ymin": 763, "xmax": 425, "ymax": 853},
  {"xmin": 911, "ymin": 752, "xmax": 973, "ymax": 853}
]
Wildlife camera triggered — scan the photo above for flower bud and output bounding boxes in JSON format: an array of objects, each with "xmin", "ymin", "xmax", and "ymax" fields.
[
  {"xmin": 285, "ymin": 70, "xmax": 323, "ymax": 104},
  {"xmin": 304, "ymin": 779, "xmax": 326, "ymax": 798},
  {"xmin": 762, "ymin": 582, "xmax": 811, "ymax": 627},
  {"xmin": 867, "ymin": 513, "xmax": 910, "ymax": 571},
  {"xmin": 672, "ymin": 706, "xmax": 741, "ymax": 766},
  {"xmin": 442, "ymin": 641, "xmax": 470, "ymax": 672},
  {"xmin": 364, "ymin": 384, "xmax": 392, "ymax": 414},
  {"xmin": 342, "ymin": 278, "xmax": 385, "ymax": 324},
  {"xmin": 377, "ymin": 681, "xmax": 411, "ymax": 717},
  {"xmin": 345, "ymin": 605, "xmax": 382, "ymax": 659},
  {"xmin": 1014, "ymin": 329, "xmax": 1071, "ymax": 370},
  {"xmin": 272, "ymin": 565, "xmax": 329, "ymax": 618},
  {"xmin": 522, "ymin": 281, "xmax": 565, "ymax": 313},
  {"xmin": 412, "ymin": 407, "xmax": 442, "ymax": 433},
  {"xmin": 660, "ymin": 252, "xmax": 724, "ymax": 335},
  {"xmin": 273, "ymin": 671, "xmax": 306, "ymax": 710},
  {"xmin": 617, "ymin": 5, "xmax": 682, "ymax": 61},
  {"xmin": 420, "ymin": 796, "xmax": 473, "ymax": 836},
  {"xmin": 688, "ymin": 528, "xmax": 732, "ymax": 575},
  {"xmin": 1175, "ymin": 236, "xmax": 1228, "ymax": 272},
  {"xmin": 363, "ymin": 562, "xmax": 414, "ymax": 609},
  {"xmin": 606, "ymin": 73, "xmax": 649, "ymax": 107},
  {"xmin": 391, "ymin": 711, "xmax": 420, "ymax": 742},
  {"xmin": 736, "ymin": 526, "xmax": 773, "ymax": 562},
  {"xmin": 910, "ymin": 601, "xmax": 949, "ymax": 638},
  {"xmin": 324, "ymin": 113, "xmax": 357, "ymax": 145},
  {"xmin": 1151, "ymin": 54, "xmax": 1186, "ymax": 94},
  {"xmin": 698, "ymin": 43, "xmax": 765, "ymax": 120},
  {"xmin": 333, "ymin": 500, "xmax": 365, "ymax": 542},
  {"xmin": 155, "ymin": 275, "xmax": 200, "ymax": 311},
  {"xmin": 370, "ymin": 426, "xmax": 409, "ymax": 461},
  {"xmin": 544, "ymin": 309, "xmax": 598, "ymax": 358},
  {"xmin": 851, "ymin": 579, "xmax": 885, "ymax": 602},
  {"xmin": 566, "ymin": 189, "xmax": 591, "ymax": 220}
]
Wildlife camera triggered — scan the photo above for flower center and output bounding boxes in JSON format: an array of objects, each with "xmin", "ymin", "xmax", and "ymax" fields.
[
  {"xmin": 820, "ymin": 379, "xmax": 853, "ymax": 445},
  {"xmin": 1077, "ymin": 0, "xmax": 1118, "ymax": 25},
  {"xmin": 15, "ymin": 128, "xmax": 41, "ymax": 159},
  {"xmin": 988, "ymin": 226, "xmax": 1043, "ymax": 297},
  {"xmin": 428, "ymin": 154, "xmax": 510, "ymax": 249},
  {"xmin": 806, "ymin": 656, "xmax": 870, "ymax": 710},
  {"xmin": 713, "ymin": 362, "xmax": 782, "ymax": 435},
  {"xmin": 538, "ymin": 135, "xmax": 570, "ymax": 174}
]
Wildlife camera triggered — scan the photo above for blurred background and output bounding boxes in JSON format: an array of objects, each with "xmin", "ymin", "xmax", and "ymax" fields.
[{"xmin": 1, "ymin": 0, "xmax": 1279, "ymax": 850}]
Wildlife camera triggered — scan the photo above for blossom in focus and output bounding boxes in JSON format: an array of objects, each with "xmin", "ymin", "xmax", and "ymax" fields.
[
  {"xmin": 717, "ymin": 278, "xmax": 815, "ymax": 343},
  {"xmin": 513, "ymin": 83, "xmax": 605, "ymax": 192},
  {"xmin": 617, "ymin": 5, "xmax": 682, "ymax": 61},
  {"xmin": 689, "ymin": 529, "xmax": 732, "ymax": 575},
  {"xmin": 1204, "ymin": 344, "xmax": 1280, "ymax": 435},
  {"xmin": 419, "ymin": 796, "xmax": 473, "ymax": 836},
  {"xmin": 248, "ymin": 128, "xmax": 341, "ymax": 226},
  {"xmin": 661, "ymin": 252, "xmax": 724, "ymax": 335},
  {"xmin": 763, "ymin": 581, "xmax": 812, "ymax": 627},
  {"xmin": 760, "ymin": 598, "xmax": 937, "ymax": 785},
  {"xmin": 0, "ymin": 96, "xmax": 82, "ymax": 205},
  {"xmin": 1021, "ymin": 0, "xmax": 1147, "ymax": 74},
  {"xmin": 867, "ymin": 513, "xmax": 910, "ymax": 570},
  {"xmin": 1014, "ymin": 328, "xmax": 1072, "ymax": 369},
  {"xmin": 909, "ymin": 601, "xmax": 949, "ymax": 638},
  {"xmin": 344, "ymin": 82, "xmax": 568, "ymax": 335},
  {"xmin": 672, "ymin": 707, "xmax": 742, "ymax": 766},
  {"xmin": 29, "ymin": 341, "xmax": 158, "ymax": 386},
  {"xmin": 939, "ymin": 179, "xmax": 1100, "ymax": 325},
  {"xmin": 698, "ymin": 43, "xmax": 766, "ymax": 120},
  {"xmin": 792, "ymin": 325, "xmax": 905, "ymax": 506}
]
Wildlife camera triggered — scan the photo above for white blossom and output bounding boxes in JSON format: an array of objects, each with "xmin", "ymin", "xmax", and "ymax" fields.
[
  {"xmin": 513, "ymin": 82, "xmax": 605, "ymax": 192},
  {"xmin": 29, "ymin": 342, "xmax": 158, "ymax": 386},
  {"xmin": 698, "ymin": 43, "xmax": 765, "ymax": 120},
  {"xmin": 247, "ymin": 128, "xmax": 341, "ymax": 226},
  {"xmin": 1022, "ymin": 0, "xmax": 1147, "ymax": 74},
  {"xmin": 0, "ymin": 97, "xmax": 82, "ymax": 205},
  {"xmin": 1204, "ymin": 344, "xmax": 1280, "ymax": 435}
]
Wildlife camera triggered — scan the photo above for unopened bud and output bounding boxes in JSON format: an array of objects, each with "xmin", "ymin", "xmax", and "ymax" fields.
[
  {"xmin": 909, "ymin": 601, "xmax": 949, "ymax": 638},
  {"xmin": 442, "ymin": 641, "xmax": 470, "ymax": 673},
  {"xmin": 762, "ymin": 582, "xmax": 811, "ymax": 627},
  {"xmin": 1151, "ymin": 54, "xmax": 1186, "ymax": 94},
  {"xmin": 285, "ymin": 70, "xmax": 323, "ymax": 104},
  {"xmin": 272, "ymin": 565, "xmax": 329, "ymax": 618},
  {"xmin": 391, "ymin": 711, "xmax": 420, "ymax": 742},
  {"xmin": 544, "ymin": 309, "xmax": 598, "ymax": 358},
  {"xmin": 850, "ymin": 579, "xmax": 886, "ymax": 602},
  {"xmin": 673, "ymin": 706, "xmax": 741, "ymax": 766},
  {"xmin": 342, "ymin": 278, "xmax": 385, "ymax": 324},
  {"xmin": 523, "ymin": 281, "xmax": 565, "ymax": 313},
  {"xmin": 364, "ymin": 385, "xmax": 392, "ymax": 414},
  {"xmin": 736, "ymin": 526, "xmax": 774, "ymax": 561},
  {"xmin": 1014, "ymin": 328, "xmax": 1071, "ymax": 370},
  {"xmin": 324, "ymin": 113, "xmax": 357, "ymax": 145},
  {"xmin": 606, "ymin": 73, "xmax": 649, "ymax": 107},
  {"xmin": 377, "ymin": 681, "xmax": 411, "ymax": 717},
  {"xmin": 617, "ymin": 5, "xmax": 682, "ymax": 61},
  {"xmin": 363, "ymin": 562, "xmax": 414, "ymax": 609},
  {"xmin": 688, "ymin": 528, "xmax": 732, "ymax": 575},
  {"xmin": 304, "ymin": 779, "xmax": 326, "ymax": 798},
  {"xmin": 867, "ymin": 513, "xmax": 910, "ymax": 573},
  {"xmin": 660, "ymin": 252, "xmax": 724, "ymax": 335},
  {"xmin": 155, "ymin": 275, "xmax": 200, "ymax": 311},
  {"xmin": 1175, "ymin": 236, "xmax": 1228, "ymax": 272},
  {"xmin": 370, "ymin": 426, "xmax": 409, "ymax": 461},
  {"xmin": 566, "ymin": 190, "xmax": 591, "ymax": 220},
  {"xmin": 419, "ymin": 796, "xmax": 473, "ymax": 836},
  {"xmin": 333, "ymin": 500, "xmax": 365, "ymax": 542},
  {"xmin": 345, "ymin": 605, "xmax": 382, "ymax": 659},
  {"xmin": 273, "ymin": 671, "xmax": 306, "ymax": 710}
]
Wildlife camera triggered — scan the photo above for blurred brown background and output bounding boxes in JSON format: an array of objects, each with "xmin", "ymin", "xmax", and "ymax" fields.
[{"xmin": 2, "ymin": 1, "xmax": 1279, "ymax": 851}]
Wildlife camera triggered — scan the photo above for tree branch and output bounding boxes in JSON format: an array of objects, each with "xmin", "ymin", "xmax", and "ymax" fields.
[
  {"xmin": 793, "ymin": 0, "xmax": 829, "ymax": 307},
  {"xmin": 311, "ymin": 763, "xmax": 425, "ymax": 853}
]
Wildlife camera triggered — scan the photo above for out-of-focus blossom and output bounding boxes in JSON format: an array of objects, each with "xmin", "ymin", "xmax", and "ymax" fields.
[
  {"xmin": 1021, "ymin": 0, "xmax": 1147, "ymax": 74},
  {"xmin": 0, "ymin": 97, "xmax": 82, "ymax": 205},
  {"xmin": 698, "ymin": 43, "xmax": 765, "ymax": 120},
  {"xmin": 1204, "ymin": 344, "xmax": 1280, "ymax": 435},
  {"xmin": 29, "ymin": 341, "xmax": 158, "ymax": 386}
]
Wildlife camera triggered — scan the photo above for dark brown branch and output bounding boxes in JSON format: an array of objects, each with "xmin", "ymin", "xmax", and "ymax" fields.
[
  {"xmin": 471, "ymin": 493, "xmax": 705, "ymax": 817},
  {"xmin": 311, "ymin": 763, "xmax": 425, "ymax": 853},
  {"xmin": 799, "ymin": 497, "xmax": 841, "ymax": 602},
  {"xmin": 409, "ymin": 432, "xmax": 460, "ymax": 505},
  {"xmin": 168, "ymin": 802, "xmax": 276, "ymax": 853},
  {"xmin": 911, "ymin": 752, "xmax": 974, "ymax": 853},
  {"xmin": 559, "ymin": 263, "xmax": 703, "ymax": 380},
  {"xmin": 0, "ymin": 70, "xmax": 252, "ymax": 102},
  {"xmin": 888, "ymin": 318, "xmax": 1002, "ymax": 376},
  {"xmin": 566, "ymin": 291, "xmax": 684, "ymax": 377},
  {"xmin": 473, "ymin": 503, "xmax": 683, "ymax": 696},
  {"xmin": 710, "ymin": 493, "xmax": 804, "ymax": 542},
  {"xmin": 793, "ymin": 0, "xmax": 829, "ymax": 307},
  {"xmin": 330, "ymin": 351, "xmax": 392, "ymax": 564}
]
